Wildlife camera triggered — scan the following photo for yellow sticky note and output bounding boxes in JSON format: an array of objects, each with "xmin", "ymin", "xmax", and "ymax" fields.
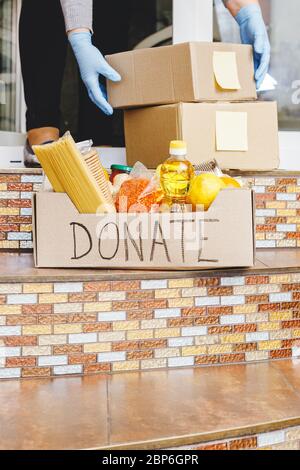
[
  {"xmin": 216, "ymin": 111, "xmax": 248, "ymax": 152},
  {"xmin": 213, "ymin": 51, "xmax": 241, "ymax": 90}
]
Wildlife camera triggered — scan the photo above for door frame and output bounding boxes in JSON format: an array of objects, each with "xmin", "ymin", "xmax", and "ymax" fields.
[
  {"xmin": 173, "ymin": 0, "xmax": 213, "ymax": 43},
  {"xmin": 15, "ymin": 0, "xmax": 26, "ymax": 134},
  {"xmin": 0, "ymin": 0, "xmax": 25, "ymax": 141}
]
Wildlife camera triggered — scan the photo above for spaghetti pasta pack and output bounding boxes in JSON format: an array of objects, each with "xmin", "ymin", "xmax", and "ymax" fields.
[{"xmin": 33, "ymin": 133, "xmax": 115, "ymax": 214}]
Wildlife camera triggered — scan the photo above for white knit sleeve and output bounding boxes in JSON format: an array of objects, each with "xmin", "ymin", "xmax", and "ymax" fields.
[{"xmin": 60, "ymin": 0, "xmax": 93, "ymax": 32}]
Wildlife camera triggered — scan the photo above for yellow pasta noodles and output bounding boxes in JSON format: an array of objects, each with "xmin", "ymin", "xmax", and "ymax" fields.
[{"xmin": 33, "ymin": 132, "xmax": 115, "ymax": 214}]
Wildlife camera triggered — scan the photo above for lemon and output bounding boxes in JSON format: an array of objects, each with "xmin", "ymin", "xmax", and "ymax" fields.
[
  {"xmin": 187, "ymin": 173, "xmax": 225, "ymax": 211},
  {"xmin": 221, "ymin": 176, "xmax": 241, "ymax": 188}
]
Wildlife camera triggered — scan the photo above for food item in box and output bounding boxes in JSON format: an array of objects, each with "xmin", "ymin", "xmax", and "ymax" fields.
[
  {"xmin": 110, "ymin": 164, "xmax": 132, "ymax": 184},
  {"xmin": 160, "ymin": 141, "xmax": 194, "ymax": 205},
  {"xmin": 110, "ymin": 173, "xmax": 132, "ymax": 200},
  {"xmin": 194, "ymin": 158, "xmax": 223, "ymax": 176},
  {"xmin": 116, "ymin": 161, "xmax": 163, "ymax": 212},
  {"xmin": 194, "ymin": 158, "xmax": 241, "ymax": 189},
  {"xmin": 116, "ymin": 162, "xmax": 149, "ymax": 212},
  {"xmin": 82, "ymin": 149, "xmax": 113, "ymax": 205},
  {"xmin": 114, "ymin": 173, "xmax": 132, "ymax": 189},
  {"xmin": 187, "ymin": 173, "xmax": 226, "ymax": 211},
  {"xmin": 138, "ymin": 174, "xmax": 164, "ymax": 211},
  {"xmin": 114, "ymin": 154, "xmax": 242, "ymax": 214},
  {"xmin": 116, "ymin": 178, "xmax": 163, "ymax": 213},
  {"xmin": 116, "ymin": 178, "xmax": 150, "ymax": 212},
  {"xmin": 221, "ymin": 176, "xmax": 241, "ymax": 188},
  {"xmin": 33, "ymin": 132, "xmax": 116, "ymax": 214}
]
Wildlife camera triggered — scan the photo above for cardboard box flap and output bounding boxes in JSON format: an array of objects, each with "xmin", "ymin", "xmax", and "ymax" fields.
[
  {"xmin": 251, "ymin": 190, "xmax": 256, "ymax": 262},
  {"xmin": 199, "ymin": 188, "xmax": 255, "ymax": 267},
  {"xmin": 32, "ymin": 193, "xmax": 38, "ymax": 267}
]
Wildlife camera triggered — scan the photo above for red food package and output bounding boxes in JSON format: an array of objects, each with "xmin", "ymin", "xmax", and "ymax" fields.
[
  {"xmin": 138, "ymin": 176, "xmax": 164, "ymax": 211},
  {"xmin": 116, "ymin": 162, "xmax": 164, "ymax": 213},
  {"xmin": 116, "ymin": 178, "xmax": 150, "ymax": 212}
]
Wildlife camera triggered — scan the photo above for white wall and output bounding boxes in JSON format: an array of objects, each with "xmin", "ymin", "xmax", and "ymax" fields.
[{"xmin": 173, "ymin": 0, "xmax": 213, "ymax": 43}]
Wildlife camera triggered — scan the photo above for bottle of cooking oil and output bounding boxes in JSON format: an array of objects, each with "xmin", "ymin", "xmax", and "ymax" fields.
[{"xmin": 160, "ymin": 141, "xmax": 194, "ymax": 206}]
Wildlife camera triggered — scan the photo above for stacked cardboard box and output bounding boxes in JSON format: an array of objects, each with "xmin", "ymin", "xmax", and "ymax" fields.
[{"xmin": 106, "ymin": 42, "xmax": 279, "ymax": 171}]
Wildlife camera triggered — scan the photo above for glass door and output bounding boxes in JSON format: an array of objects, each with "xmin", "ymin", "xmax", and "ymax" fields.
[
  {"xmin": 130, "ymin": 0, "xmax": 173, "ymax": 49},
  {"xmin": 0, "ymin": 0, "xmax": 19, "ymax": 132}
]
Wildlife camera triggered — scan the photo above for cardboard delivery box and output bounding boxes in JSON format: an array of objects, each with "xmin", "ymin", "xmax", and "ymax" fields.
[
  {"xmin": 125, "ymin": 101, "xmax": 279, "ymax": 171},
  {"xmin": 33, "ymin": 190, "xmax": 255, "ymax": 270},
  {"xmin": 106, "ymin": 42, "xmax": 257, "ymax": 109}
]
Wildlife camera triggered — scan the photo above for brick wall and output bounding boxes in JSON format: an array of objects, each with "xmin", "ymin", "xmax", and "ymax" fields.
[
  {"xmin": 1, "ymin": 273, "xmax": 300, "ymax": 379},
  {"xmin": 0, "ymin": 172, "xmax": 43, "ymax": 250},
  {"xmin": 242, "ymin": 176, "xmax": 300, "ymax": 248}
]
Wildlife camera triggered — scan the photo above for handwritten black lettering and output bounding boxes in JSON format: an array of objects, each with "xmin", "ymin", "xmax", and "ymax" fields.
[
  {"xmin": 150, "ymin": 221, "xmax": 171, "ymax": 263},
  {"xmin": 70, "ymin": 222, "xmax": 92, "ymax": 260},
  {"xmin": 171, "ymin": 218, "xmax": 195, "ymax": 263},
  {"xmin": 98, "ymin": 223, "xmax": 119, "ymax": 260},
  {"xmin": 124, "ymin": 222, "xmax": 144, "ymax": 262}
]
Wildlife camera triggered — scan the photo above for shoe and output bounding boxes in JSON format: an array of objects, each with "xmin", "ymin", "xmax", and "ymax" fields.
[{"xmin": 23, "ymin": 140, "xmax": 54, "ymax": 168}]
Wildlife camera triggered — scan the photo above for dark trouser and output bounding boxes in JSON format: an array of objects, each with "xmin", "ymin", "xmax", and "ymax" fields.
[
  {"xmin": 19, "ymin": 0, "xmax": 68, "ymax": 131},
  {"xmin": 77, "ymin": 1, "xmax": 131, "ymax": 145},
  {"xmin": 19, "ymin": 0, "xmax": 131, "ymax": 145}
]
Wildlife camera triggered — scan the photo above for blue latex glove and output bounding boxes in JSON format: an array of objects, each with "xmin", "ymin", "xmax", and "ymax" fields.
[
  {"xmin": 235, "ymin": 4, "xmax": 270, "ymax": 89},
  {"xmin": 69, "ymin": 32, "xmax": 121, "ymax": 115}
]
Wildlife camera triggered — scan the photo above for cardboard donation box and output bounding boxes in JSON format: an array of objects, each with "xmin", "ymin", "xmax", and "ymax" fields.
[
  {"xmin": 106, "ymin": 42, "xmax": 257, "ymax": 109},
  {"xmin": 125, "ymin": 101, "xmax": 279, "ymax": 171},
  {"xmin": 33, "ymin": 190, "xmax": 255, "ymax": 270}
]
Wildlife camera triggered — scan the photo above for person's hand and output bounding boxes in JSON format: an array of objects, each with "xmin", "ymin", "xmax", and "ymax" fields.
[
  {"xmin": 69, "ymin": 31, "xmax": 121, "ymax": 115},
  {"xmin": 235, "ymin": 4, "xmax": 270, "ymax": 89}
]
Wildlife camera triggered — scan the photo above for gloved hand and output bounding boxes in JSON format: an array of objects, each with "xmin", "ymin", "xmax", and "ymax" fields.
[
  {"xmin": 235, "ymin": 3, "xmax": 270, "ymax": 89},
  {"xmin": 69, "ymin": 31, "xmax": 121, "ymax": 115}
]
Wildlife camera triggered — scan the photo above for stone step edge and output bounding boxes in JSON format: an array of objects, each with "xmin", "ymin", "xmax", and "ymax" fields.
[
  {"xmin": 95, "ymin": 416, "xmax": 300, "ymax": 451},
  {"xmin": 0, "ymin": 262, "xmax": 300, "ymax": 284}
]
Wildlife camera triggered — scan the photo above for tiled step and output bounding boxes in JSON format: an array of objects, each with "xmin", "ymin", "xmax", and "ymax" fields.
[
  {"xmin": 0, "ymin": 251, "xmax": 300, "ymax": 380},
  {"xmin": 1, "ymin": 359, "xmax": 300, "ymax": 450},
  {"xmin": 1, "ymin": 168, "xmax": 300, "ymax": 252}
]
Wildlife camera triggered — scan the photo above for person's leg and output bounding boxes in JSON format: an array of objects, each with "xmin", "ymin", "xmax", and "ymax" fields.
[
  {"xmin": 77, "ymin": 0, "xmax": 131, "ymax": 146},
  {"xmin": 19, "ymin": 0, "xmax": 68, "ymax": 149}
]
